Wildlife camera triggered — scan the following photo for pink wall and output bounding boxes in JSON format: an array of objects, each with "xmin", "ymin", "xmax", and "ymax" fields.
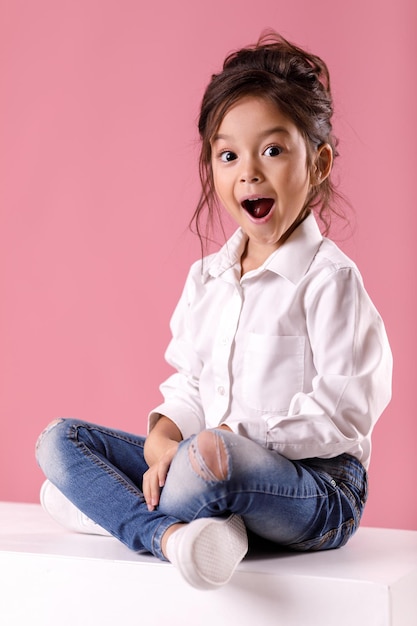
[{"xmin": 1, "ymin": 0, "xmax": 415, "ymax": 530}]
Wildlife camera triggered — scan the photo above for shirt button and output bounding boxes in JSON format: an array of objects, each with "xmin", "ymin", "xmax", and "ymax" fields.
[{"xmin": 217, "ymin": 386, "xmax": 226, "ymax": 396}]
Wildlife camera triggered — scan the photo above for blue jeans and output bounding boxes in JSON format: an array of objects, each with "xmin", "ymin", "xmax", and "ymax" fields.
[{"xmin": 35, "ymin": 418, "xmax": 367, "ymax": 561}]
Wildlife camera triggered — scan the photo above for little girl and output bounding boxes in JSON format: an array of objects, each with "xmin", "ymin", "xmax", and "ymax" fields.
[{"xmin": 36, "ymin": 32, "xmax": 392, "ymax": 591}]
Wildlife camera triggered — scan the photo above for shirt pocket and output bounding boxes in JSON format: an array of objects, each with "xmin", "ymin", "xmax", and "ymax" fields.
[{"xmin": 242, "ymin": 333, "xmax": 305, "ymax": 413}]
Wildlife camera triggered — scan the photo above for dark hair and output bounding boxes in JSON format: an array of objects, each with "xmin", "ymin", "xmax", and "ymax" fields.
[{"xmin": 191, "ymin": 31, "xmax": 345, "ymax": 252}]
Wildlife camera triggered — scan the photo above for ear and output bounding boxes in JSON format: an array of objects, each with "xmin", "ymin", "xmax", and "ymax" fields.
[{"xmin": 311, "ymin": 143, "xmax": 333, "ymax": 185}]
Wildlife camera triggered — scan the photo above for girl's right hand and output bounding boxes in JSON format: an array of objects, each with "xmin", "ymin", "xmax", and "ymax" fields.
[{"xmin": 142, "ymin": 441, "xmax": 179, "ymax": 511}]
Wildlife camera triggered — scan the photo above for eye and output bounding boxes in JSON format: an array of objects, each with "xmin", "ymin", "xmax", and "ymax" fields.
[
  {"xmin": 263, "ymin": 145, "xmax": 282, "ymax": 157},
  {"xmin": 219, "ymin": 150, "xmax": 238, "ymax": 163}
]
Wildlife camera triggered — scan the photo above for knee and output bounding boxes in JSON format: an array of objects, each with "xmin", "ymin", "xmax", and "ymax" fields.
[
  {"xmin": 35, "ymin": 418, "xmax": 67, "ymax": 473},
  {"xmin": 189, "ymin": 430, "xmax": 230, "ymax": 481}
]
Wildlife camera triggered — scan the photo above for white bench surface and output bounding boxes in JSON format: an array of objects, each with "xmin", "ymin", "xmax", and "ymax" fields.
[{"xmin": 1, "ymin": 501, "xmax": 416, "ymax": 626}]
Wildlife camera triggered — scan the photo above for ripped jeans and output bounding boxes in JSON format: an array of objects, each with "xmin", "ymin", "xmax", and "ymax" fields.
[{"xmin": 35, "ymin": 418, "xmax": 368, "ymax": 561}]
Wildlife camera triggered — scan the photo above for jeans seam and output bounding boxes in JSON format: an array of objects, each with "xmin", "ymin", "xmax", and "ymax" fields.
[
  {"xmin": 76, "ymin": 423, "xmax": 146, "ymax": 448},
  {"xmin": 69, "ymin": 424, "xmax": 144, "ymax": 499}
]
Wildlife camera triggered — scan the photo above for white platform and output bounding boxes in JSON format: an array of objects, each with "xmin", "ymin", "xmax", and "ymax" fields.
[{"xmin": 1, "ymin": 502, "xmax": 416, "ymax": 626}]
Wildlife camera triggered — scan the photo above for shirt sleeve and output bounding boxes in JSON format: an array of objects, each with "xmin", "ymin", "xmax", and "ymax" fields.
[
  {"xmin": 262, "ymin": 266, "xmax": 393, "ymax": 462},
  {"xmin": 148, "ymin": 265, "xmax": 206, "ymax": 439}
]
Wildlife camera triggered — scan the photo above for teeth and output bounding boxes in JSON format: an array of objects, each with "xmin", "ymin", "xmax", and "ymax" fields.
[{"xmin": 242, "ymin": 197, "xmax": 274, "ymax": 219}]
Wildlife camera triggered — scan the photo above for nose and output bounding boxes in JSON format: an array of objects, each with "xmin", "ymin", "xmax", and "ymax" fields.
[{"xmin": 239, "ymin": 156, "xmax": 263, "ymax": 184}]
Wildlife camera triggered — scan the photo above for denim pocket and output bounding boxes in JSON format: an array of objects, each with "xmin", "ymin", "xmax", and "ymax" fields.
[
  {"xmin": 287, "ymin": 454, "xmax": 367, "ymax": 552},
  {"xmin": 242, "ymin": 334, "xmax": 305, "ymax": 412},
  {"xmin": 288, "ymin": 517, "xmax": 357, "ymax": 552}
]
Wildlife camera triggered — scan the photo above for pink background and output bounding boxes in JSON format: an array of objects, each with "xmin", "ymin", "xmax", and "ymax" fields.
[{"xmin": 1, "ymin": 0, "xmax": 415, "ymax": 530}]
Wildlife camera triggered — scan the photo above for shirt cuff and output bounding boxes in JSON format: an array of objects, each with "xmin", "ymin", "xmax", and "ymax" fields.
[{"xmin": 147, "ymin": 402, "xmax": 204, "ymax": 440}]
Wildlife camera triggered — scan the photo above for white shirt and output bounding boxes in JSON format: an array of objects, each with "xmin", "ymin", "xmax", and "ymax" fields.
[{"xmin": 149, "ymin": 214, "xmax": 392, "ymax": 469}]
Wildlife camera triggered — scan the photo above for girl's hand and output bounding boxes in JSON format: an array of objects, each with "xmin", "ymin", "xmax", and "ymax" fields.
[
  {"xmin": 143, "ymin": 416, "xmax": 183, "ymax": 511},
  {"xmin": 142, "ymin": 441, "xmax": 179, "ymax": 511}
]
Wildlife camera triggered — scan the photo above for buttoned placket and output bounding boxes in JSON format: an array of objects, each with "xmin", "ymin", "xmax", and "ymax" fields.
[{"xmin": 206, "ymin": 279, "xmax": 243, "ymax": 426}]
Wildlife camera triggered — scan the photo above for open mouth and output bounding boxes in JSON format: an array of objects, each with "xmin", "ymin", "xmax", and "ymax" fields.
[{"xmin": 241, "ymin": 197, "xmax": 274, "ymax": 219}]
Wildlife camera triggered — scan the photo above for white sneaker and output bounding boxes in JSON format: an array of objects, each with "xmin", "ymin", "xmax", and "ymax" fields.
[
  {"xmin": 166, "ymin": 515, "xmax": 248, "ymax": 590},
  {"xmin": 40, "ymin": 480, "xmax": 111, "ymax": 537}
]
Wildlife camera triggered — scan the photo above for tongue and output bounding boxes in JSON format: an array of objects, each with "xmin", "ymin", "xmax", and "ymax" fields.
[{"xmin": 244, "ymin": 198, "xmax": 273, "ymax": 219}]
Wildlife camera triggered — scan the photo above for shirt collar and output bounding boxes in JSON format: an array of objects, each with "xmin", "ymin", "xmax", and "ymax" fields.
[{"xmin": 202, "ymin": 213, "xmax": 323, "ymax": 285}]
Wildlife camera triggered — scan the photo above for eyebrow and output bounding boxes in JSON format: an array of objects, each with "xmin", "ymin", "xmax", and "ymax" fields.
[{"xmin": 212, "ymin": 126, "xmax": 291, "ymax": 143}]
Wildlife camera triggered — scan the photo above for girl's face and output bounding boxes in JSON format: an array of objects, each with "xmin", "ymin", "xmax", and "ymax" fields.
[{"xmin": 211, "ymin": 96, "xmax": 320, "ymax": 264}]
